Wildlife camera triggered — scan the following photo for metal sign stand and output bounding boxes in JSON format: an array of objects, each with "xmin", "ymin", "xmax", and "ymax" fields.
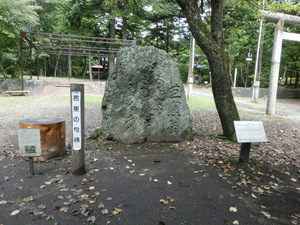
[
  {"xmin": 234, "ymin": 121, "xmax": 268, "ymax": 163},
  {"xmin": 18, "ymin": 128, "xmax": 42, "ymax": 176}
]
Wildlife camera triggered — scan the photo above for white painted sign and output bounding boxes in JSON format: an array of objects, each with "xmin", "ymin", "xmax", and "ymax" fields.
[
  {"xmin": 234, "ymin": 121, "xmax": 267, "ymax": 143},
  {"xmin": 18, "ymin": 128, "xmax": 41, "ymax": 156},
  {"xmin": 72, "ymin": 91, "xmax": 82, "ymax": 150}
]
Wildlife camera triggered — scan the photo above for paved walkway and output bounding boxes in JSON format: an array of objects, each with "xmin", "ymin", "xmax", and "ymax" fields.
[{"xmin": 190, "ymin": 85, "xmax": 300, "ymax": 122}]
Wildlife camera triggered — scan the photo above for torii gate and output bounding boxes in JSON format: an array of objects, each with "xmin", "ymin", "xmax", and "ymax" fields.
[{"xmin": 262, "ymin": 10, "xmax": 300, "ymax": 115}]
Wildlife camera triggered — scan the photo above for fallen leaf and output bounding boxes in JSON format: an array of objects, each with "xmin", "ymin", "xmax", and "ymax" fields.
[
  {"xmin": 291, "ymin": 178, "xmax": 297, "ymax": 182},
  {"xmin": 46, "ymin": 215, "xmax": 54, "ymax": 220},
  {"xmin": 87, "ymin": 216, "xmax": 96, "ymax": 222},
  {"xmin": 233, "ymin": 220, "xmax": 239, "ymax": 224},
  {"xmin": 60, "ymin": 207, "xmax": 68, "ymax": 212},
  {"xmin": 0, "ymin": 200, "xmax": 8, "ymax": 205},
  {"xmin": 88, "ymin": 186, "xmax": 95, "ymax": 191},
  {"xmin": 261, "ymin": 211, "xmax": 271, "ymax": 219},
  {"xmin": 114, "ymin": 208, "xmax": 123, "ymax": 214},
  {"xmin": 23, "ymin": 196, "xmax": 34, "ymax": 203},
  {"xmin": 81, "ymin": 204, "xmax": 89, "ymax": 208},
  {"xmin": 38, "ymin": 204, "xmax": 46, "ymax": 210},
  {"xmin": 10, "ymin": 210, "xmax": 20, "ymax": 216},
  {"xmin": 153, "ymin": 179, "xmax": 158, "ymax": 183},
  {"xmin": 169, "ymin": 206, "xmax": 176, "ymax": 210},
  {"xmin": 98, "ymin": 202, "xmax": 104, "ymax": 209},
  {"xmin": 106, "ymin": 197, "xmax": 112, "ymax": 201},
  {"xmin": 160, "ymin": 199, "xmax": 169, "ymax": 205},
  {"xmin": 229, "ymin": 207, "xmax": 238, "ymax": 212},
  {"xmin": 251, "ymin": 193, "xmax": 258, "ymax": 199},
  {"xmin": 33, "ymin": 211, "xmax": 44, "ymax": 216},
  {"xmin": 16, "ymin": 186, "xmax": 24, "ymax": 190},
  {"xmin": 101, "ymin": 209, "xmax": 109, "ymax": 215},
  {"xmin": 167, "ymin": 181, "xmax": 172, "ymax": 185},
  {"xmin": 139, "ymin": 173, "xmax": 145, "ymax": 176},
  {"xmin": 71, "ymin": 210, "xmax": 81, "ymax": 216}
]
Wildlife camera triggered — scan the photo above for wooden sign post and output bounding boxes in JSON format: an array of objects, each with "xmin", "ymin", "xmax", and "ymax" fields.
[
  {"xmin": 71, "ymin": 84, "xmax": 86, "ymax": 175},
  {"xmin": 18, "ymin": 128, "xmax": 42, "ymax": 176},
  {"xmin": 234, "ymin": 121, "xmax": 267, "ymax": 163}
]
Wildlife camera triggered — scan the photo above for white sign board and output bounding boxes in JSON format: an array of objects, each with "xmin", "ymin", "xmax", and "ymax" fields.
[
  {"xmin": 18, "ymin": 128, "xmax": 41, "ymax": 157},
  {"xmin": 234, "ymin": 121, "xmax": 267, "ymax": 143},
  {"xmin": 71, "ymin": 91, "xmax": 82, "ymax": 150}
]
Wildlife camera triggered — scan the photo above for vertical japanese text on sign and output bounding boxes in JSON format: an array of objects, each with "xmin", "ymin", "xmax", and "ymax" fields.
[{"xmin": 72, "ymin": 91, "xmax": 81, "ymax": 150}]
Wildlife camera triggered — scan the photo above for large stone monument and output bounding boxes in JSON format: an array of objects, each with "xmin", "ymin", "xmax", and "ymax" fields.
[{"xmin": 101, "ymin": 46, "xmax": 192, "ymax": 144}]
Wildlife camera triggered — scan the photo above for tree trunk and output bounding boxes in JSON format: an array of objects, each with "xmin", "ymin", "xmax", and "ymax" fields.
[
  {"xmin": 54, "ymin": 54, "xmax": 61, "ymax": 77},
  {"xmin": 176, "ymin": 0, "xmax": 240, "ymax": 140},
  {"xmin": 0, "ymin": 64, "xmax": 7, "ymax": 79},
  {"xmin": 295, "ymin": 73, "xmax": 299, "ymax": 88}
]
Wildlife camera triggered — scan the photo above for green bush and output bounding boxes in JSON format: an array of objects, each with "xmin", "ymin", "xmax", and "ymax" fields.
[
  {"xmin": 179, "ymin": 65, "xmax": 189, "ymax": 84},
  {"xmin": 202, "ymin": 75, "xmax": 210, "ymax": 81}
]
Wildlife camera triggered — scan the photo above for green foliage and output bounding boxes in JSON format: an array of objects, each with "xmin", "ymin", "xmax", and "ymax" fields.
[
  {"xmin": 202, "ymin": 75, "xmax": 210, "ymax": 82},
  {"xmin": 179, "ymin": 65, "xmax": 189, "ymax": 83},
  {"xmin": 0, "ymin": 0, "xmax": 41, "ymax": 40}
]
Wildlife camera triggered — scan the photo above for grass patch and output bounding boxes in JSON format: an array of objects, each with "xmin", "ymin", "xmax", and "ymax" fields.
[
  {"xmin": 85, "ymin": 95, "xmax": 102, "ymax": 105},
  {"xmin": 187, "ymin": 96, "xmax": 215, "ymax": 109}
]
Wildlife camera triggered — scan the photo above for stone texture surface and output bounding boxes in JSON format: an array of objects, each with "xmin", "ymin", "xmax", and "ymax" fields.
[
  {"xmin": 0, "ymin": 79, "xmax": 45, "ymax": 94},
  {"xmin": 101, "ymin": 46, "xmax": 192, "ymax": 144}
]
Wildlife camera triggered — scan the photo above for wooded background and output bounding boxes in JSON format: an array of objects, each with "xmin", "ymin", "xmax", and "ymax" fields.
[{"xmin": 0, "ymin": 0, "xmax": 299, "ymax": 88}]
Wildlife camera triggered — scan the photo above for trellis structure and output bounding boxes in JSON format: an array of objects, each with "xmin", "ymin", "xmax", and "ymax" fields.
[{"xmin": 20, "ymin": 31, "xmax": 136, "ymax": 90}]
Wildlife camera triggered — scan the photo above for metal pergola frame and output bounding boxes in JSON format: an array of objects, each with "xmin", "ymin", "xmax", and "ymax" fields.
[{"xmin": 20, "ymin": 31, "xmax": 136, "ymax": 90}]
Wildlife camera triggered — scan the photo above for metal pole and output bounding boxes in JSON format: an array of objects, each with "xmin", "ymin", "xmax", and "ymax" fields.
[
  {"xmin": 252, "ymin": 0, "xmax": 265, "ymax": 102},
  {"xmin": 233, "ymin": 68, "xmax": 237, "ymax": 88},
  {"xmin": 187, "ymin": 35, "xmax": 195, "ymax": 101},
  {"xmin": 37, "ymin": 51, "xmax": 40, "ymax": 79},
  {"xmin": 266, "ymin": 20, "xmax": 284, "ymax": 115}
]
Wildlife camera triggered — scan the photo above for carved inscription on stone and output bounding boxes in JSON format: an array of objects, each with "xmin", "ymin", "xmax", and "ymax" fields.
[{"xmin": 101, "ymin": 46, "xmax": 192, "ymax": 144}]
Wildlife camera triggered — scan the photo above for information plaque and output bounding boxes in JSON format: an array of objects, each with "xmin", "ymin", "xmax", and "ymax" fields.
[
  {"xmin": 71, "ymin": 91, "xmax": 82, "ymax": 150},
  {"xmin": 234, "ymin": 121, "xmax": 267, "ymax": 143},
  {"xmin": 18, "ymin": 128, "xmax": 41, "ymax": 157}
]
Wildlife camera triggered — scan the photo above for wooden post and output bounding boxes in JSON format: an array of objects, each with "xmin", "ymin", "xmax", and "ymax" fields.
[
  {"xmin": 239, "ymin": 143, "xmax": 251, "ymax": 163},
  {"xmin": 89, "ymin": 56, "xmax": 93, "ymax": 81},
  {"xmin": 71, "ymin": 84, "xmax": 85, "ymax": 175}
]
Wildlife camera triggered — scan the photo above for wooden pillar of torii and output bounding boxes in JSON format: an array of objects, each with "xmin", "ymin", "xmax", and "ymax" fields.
[{"xmin": 261, "ymin": 10, "xmax": 300, "ymax": 115}]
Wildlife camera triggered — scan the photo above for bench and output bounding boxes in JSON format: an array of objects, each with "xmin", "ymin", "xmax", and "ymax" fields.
[{"xmin": 5, "ymin": 90, "xmax": 30, "ymax": 96}]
